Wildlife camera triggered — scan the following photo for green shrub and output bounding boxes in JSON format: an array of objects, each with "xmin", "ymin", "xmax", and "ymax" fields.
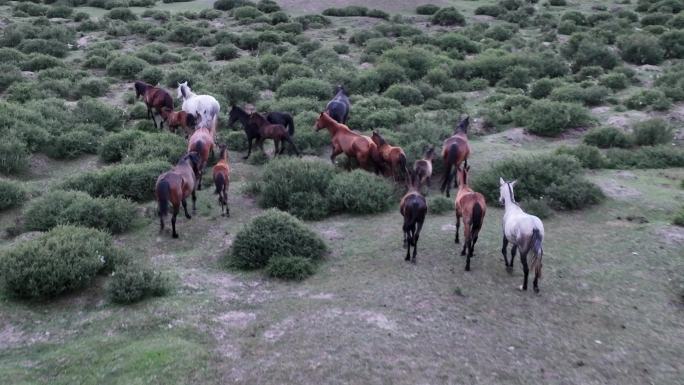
[
  {"xmin": 61, "ymin": 160, "xmax": 169, "ymax": 201},
  {"xmin": 99, "ymin": 130, "xmax": 145, "ymax": 162},
  {"xmin": 529, "ymin": 78, "xmax": 559, "ymax": 99},
  {"xmin": 625, "ymin": 90, "xmax": 672, "ymax": 111},
  {"xmin": 124, "ymin": 132, "xmax": 187, "ymax": 164},
  {"xmin": 106, "ymin": 55, "xmax": 147, "ymax": 79},
  {"xmin": 0, "ymin": 64, "xmax": 22, "ymax": 92},
  {"xmin": 257, "ymin": 0, "xmax": 280, "ymax": 13},
  {"xmin": 23, "ymin": 190, "xmax": 136, "ymax": 233},
  {"xmin": 233, "ymin": 5, "xmax": 262, "ymax": 20},
  {"xmin": 583, "ymin": 126, "xmax": 632, "ymax": 148},
  {"xmin": 0, "ymin": 226, "xmax": 113, "ymax": 299},
  {"xmin": 604, "ymin": 146, "xmax": 684, "ymax": 169},
  {"xmin": 76, "ymin": 78, "xmax": 109, "ymax": 98},
  {"xmin": 550, "ymin": 84, "xmax": 610, "ymax": 107},
  {"xmin": 214, "ymin": 0, "xmax": 254, "ymax": 11},
  {"xmin": 432, "ymin": 7, "xmax": 465, "ymax": 26},
  {"xmin": 475, "ymin": 5, "xmax": 504, "ymax": 17},
  {"xmin": 0, "ymin": 137, "xmax": 29, "ymax": 175},
  {"xmin": 214, "ymin": 44, "xmax": 239, "ymax": 60},
  {"xmin": 618, "ymin": 33, "xmax": 665, "ymax": 65},
  {"xmin": 166, "ymin": 24, "xmax": 203, "ymax": 44},
  {"xmin": 18, "ymin": 39, "xmax": 68, "ymax": 58},
  {"xmin": 224, "ymin": 130, "xmax": 249, "ymax": 151},
  {"xmin": 428, "ymin": 195, "xmax": 452, "ymax": 214},
  {"xmin": 107, "ymin": 262, "xmax": 170, "ymax": 304},
  {"xmin": 599, "ymin": 72, "xmax": 629, "ymax": 91},
  {"xmin": 139, "ymin": 67, "xmax": 164, "ymax": 86},
  {"xmin": 266, "ymin": 256, "xmax": 316, "ymax": 280},
  {"xmin": 383, "ymin": 84, "xmax": 424, "ymax": 106},
  {"xmin": 555, "ymin": 144, "xmax": 605, "ymax": 169},
  {"xmin": 673, "ymin": 207, "xmax": 684, "ymax": 227},
  {"xmin": 516, "ymin": 100, "xmax": 591, "ymax": 137},
  {"xmin": 641, "ymin": 12, "xmax": 671, "ymax": 26},
  {"xmin": 379, "ymin": 46, "xmax": 435, "ymax": 80},
  {"xmin": 333, "ymin": 44, "xmax": 350, "ymax": 54},
  {"xmin": 326, "ymin": 170, "xmax": 393, "ymax": 214},
  {"xmin": 21, "ymin": 53, "xmax": 63, "ymax": 71},
  {"xmin": 416, "ymin": 4, "xmax": 440, "ymax": 15},
  {"xmin": 632, "ymin": 119, "xmax": 673, "ymax": 145},
  {"xmin": 544, "ymin": 176, "xmax": 605, "ymax": 210},
  {"xmin": 46, "ymin": 127, "xmax": 101, "ymax": 159},
  {"xmin": 76, "ymin": 98, "xmax": 125, "ymax": 131},
  {"xmin": 0, "ymin": 180, "xmax": 27, "ymax": 211},
  {"xmin": 229, "ymin": 209, "xmax": 328, "ymax": 269},
  {"xmin": 107, "ymin": 7, "xmax": 137, "ymax": 21},
  {"xmin": 521, "ymin": 198, "xmax": 552, "ymax": 219},
  {"xmin": 570, "ymin": 39, "xmax": 620, "ymax": 71},
  {"xmin": 276, "ymin": 78, "xmax": 331, "ymax": 100}
]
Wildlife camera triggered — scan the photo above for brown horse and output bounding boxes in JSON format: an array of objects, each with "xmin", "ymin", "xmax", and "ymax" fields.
[
  {"xmin": 414, "ymin": 145, "xmax": 435, "ymax": 194},
  {"xmin": 188, "ymin": 124, "xmax": 215, "ymax": 191},
  {"xmin": 160, "ymin": 107, "xmax": 196, "ymax": 138},
  {"xmin": 212, "ymin": 144, "xmax": 230, "ymax": 217},
  {"xmin": 440, "ymin": 116, "xmax": 471, "ymax": 197},
  {"xmin": 248, "ymin": 112, "xmax": 300, "ymax": 157},
  {"xmin": 314, "ymin": 112, "xmax": 383, "ymax": 174},
  {"xmin": 454, "ymin": 165, "xmax": 486, "ymax": 271},
  {"xmin": 371, "ymin": 131, "xmax": 407, "ymax": 181},
  {"xmin": 134, "ymin": 81, "xmax": 173, "ymax": 130},
  {"xmin": 400, "ymin": 168, "xmax": 427, "ymax": 263},
  {"xmin": 155, "ymin": 152, "xmax": 201, "ymax": 238}
]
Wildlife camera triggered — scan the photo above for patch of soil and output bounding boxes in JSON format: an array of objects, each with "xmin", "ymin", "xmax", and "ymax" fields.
[
  {"xmin": 657, "ymin": 226, "xmax": 684, "ymax": 245},
  {"xmin": 616, "ymin": 171, "xmax": 638, "ymax": 180},
  {"xmin": 605, "ymin": 111, "xmax": 649, "ymax": 129},
  {"xmin": 216, "ymin": 311, "xmax": 256, "ymax": 329},
  {"xmin": 595, "ymin": 179, "xmax": 642, "ymax": 199},
  {"xmin": 441, "ymin": 224, "xmax": 456, "ymax": 232}
]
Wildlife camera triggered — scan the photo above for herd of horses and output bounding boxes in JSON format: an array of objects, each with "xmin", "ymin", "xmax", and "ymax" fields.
[{"xmin": 136, "ymin": 81, "xmax": 545, "ymax": 293}]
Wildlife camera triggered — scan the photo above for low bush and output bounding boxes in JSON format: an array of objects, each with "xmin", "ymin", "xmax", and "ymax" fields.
[
  {"xmin": 515, "ymin": 100, "xmax": 591, "ymax": 137},
  {"xmin": 383, "ymin": 84, "xmax": 424, "ymax": 106},
  {"xmin": 214, "ymin": 44, "xmax": 239, "ymax": 60},
  {"xmin": 276, "ymin": 78, "xmax": 331, "ymax": 100},
  {"xmin": 18, "ymin": 39, "xmax": 68, "ymax": 58},
  {"xmin": 428, "ymin": 195, "xmax": 452, "ymax": 214},
  {"xmin": 599, "ymin": 72, "xmax": 629, "ymax": 91},
  {"xmin": 583, "ymin": 126, "xmax": 632, "ymax": 148},
  {"xmin": 139, "ymin": 67, "xmax": 164, "ymax": 86},
  {"xmin": 45, "ymin": 127, "xmax": 101, "ymax": 159},
  {"xmin": 549, "ymin": 84, "xmax": 610, "ymax": 107},
  {"xmin": 76, "ymin": 98, "xmax": 125, "ymax": 131},
  {"xmin": 214, "ymin": 0, "xmax": 254, "ymax": 11},
  {"xmin": 107, "ymin": 7, "xmax": 137, "ymax": 21},
  {"xmin": 475, "ymin": 5, "xmax": 504, "ymax": 17},
  {"xmin": 521, "ymin": 198, "xmax": 553, "ymax": 219},
  {"xmin": 631, "ymin": 119, "xmax": 673, "ymax": 145},
  {"xmin": 529, "ymin": 78, "xmax": 559, "ymax": 99},
  {"xmin": 625, "ymin": 90, "xmax": 672, "ymax": 111},
  {"xmin": 604, "ymin": 146, "xmax": 684, "ymax": 169},
  {"xmin": 107, "ymin": 262, "xmax": 170, "ymax": 304},
  {"xmin": 229, "ymin": 209, "xmax": 327, "ymax": 269},
  {"xmin": 123, "ymin": 132, "xmax": 187, "ymax": 164},
  {"xmin": 0, "ymin": 136, "xmax": 29, "ymax": 175},
  {"xmin": 555, "ymin": 144, "xmax": 605, "ymax": 169},
  {"xmin": 106, "ymin": 55, "xmax": 147, "ymax": 79},
  {"xmin": 76, "ymin": 78, "xmax": 109, "ymax": 97},
  {"xmin": 0, "ymin": 180, "xmax": 27, "ymax": 211},
  {"xmin": 61, "ymin": 160, "xmax": 169, "ymax": 201},
  {"xmin": 618, "ymin": 33, "xmax": 665, "ymax": 65},
  {"xmin": 659, "ymin": 30, "xmax": 684, "ymax": 59},
  {"xmin": 326, "ymin": 170, "xmax": 393, "ymax": 214},
  {"xmin": 266, "ymin": 256, "xmax": 316, "ymax": 280},
  {"xmin": 232, "ymin": 6, "xmax": 262, "ymax": 20},
  {"xmin": 23, "ymin": 190, "xmax": 136, "ymax": 233},
  {"xmin": 99, "ymin": 130, "xmax": 145, "ymax": 162},
  {"xmin": 432, "ymin": 7, "xmax": 465, "ymax": 26},
  {"xmin": 0, "ymin": 226, "xmax": 113, "ymax": 299},
  {"xmin": 416, "ymin": 4, "xmax": 440, "ymax": 15},
  {"xmin": 673, "ymin": 207, "xmax": 684, "ymax": 227}
]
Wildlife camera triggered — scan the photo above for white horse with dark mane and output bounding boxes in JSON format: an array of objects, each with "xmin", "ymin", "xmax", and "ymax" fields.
[
  {"xmin": 499, "ymin": 177, "xmax": 545, "ymax": 293},
  {"xmin": 177, "ymin": 81, "xmax": 220, "ymax": 130}
]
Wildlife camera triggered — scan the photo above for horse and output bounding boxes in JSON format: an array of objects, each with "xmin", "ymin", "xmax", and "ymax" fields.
[
  {"xmin": 155, "ymin": 152, "xmax": 201, "ymax": 238},
  {"xmin": 134, "ymin": 81, "xmax": 173, "ymax": 130},
  {"xmin": 454, "ymin": 165, "xmax": 487, "ymax": 271},
  {"xmin": 187, "ymin": 119, "xmax": 216, "ymax": 190},
  {"xmin": 160, "ymin": 107, "xmax": 196, "ymax": 138},
  {"xmin": 399, "ymin": 168, "xmax": 427, "ymax": 263},
  {"xmin": 370, "ymin": 130, "xmax": 407, "ymax": 181},
  {"xmin": 440, "ymin": 116, "xmax": 471, "ymax": 197},
  {"xmin": 414, "ymin": 145, "xmax": 435, "ymax": 194},
  {"xmin": 314, "ymin": 112, "xmax": 383, "ymax": 174},
  {"xmin": 176, "ymin": 81, "xmax": 220, "ymax": 129},
  {"xmin": 248, "ymin": 112, "xmax": 300, "ymax": 157},
  {"xmin": 212, "ymin": 144, "xmax": 230, "ymax": 217},
  {"xmin": 227, "ymin": 105, "xmax": 297, "ymax": 159},
  {"xmin": 325, "ymin": 85, "xmax": 350, "ymax": 124},
  {"xmin": 499, "ymin": 177, "xmax": 545, "ymax": 293}
]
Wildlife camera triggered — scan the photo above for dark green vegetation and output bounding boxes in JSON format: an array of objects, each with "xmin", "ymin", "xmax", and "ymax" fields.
[{"xmin": 0, "ymin": 0, "xmax": 682, "ymax": 384}]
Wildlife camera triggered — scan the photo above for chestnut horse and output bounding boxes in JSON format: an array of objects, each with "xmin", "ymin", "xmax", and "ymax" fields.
[
  {"xmin": 155, "ymin": 152, "xmax": 201, "ymax": 238},
  {"xmin": 326, "ymin": 85, "xmax": 350, "ymax": 124},
  {"xmin": 400, "ymin": 168, "xmax": 427, "ymax": 263},
  {"xmin": 160, "ymin": 107, "xmax": 196, "ymax": 138},
  {"xmin": 414, "ymin": 145, "xmax": 435, "ymax": 194},
  {"xmin": 134, "ymin": 81, "xmax": 173, "ymax": 130},
  {"xmin": 454, "ymin": 165, "xmax": 486, "ymax": 271},
  {"xmin": 212, "ymin": 144, "xmax": 230, "ymax": 217},
  {"xmin": 440, "ymin": 116, "xmax": 471, "ymax": 197},
  {"xmin": 188, "ymin": 120, "xmax": 216, "ymax": 190},
  {"xmin": 248, "ymin": 112, "xmax": 300, "ymax": 157},
  {"xmin": 314, "ymin": 112, "xmax": 383, "ymax": 174},
  {"xmin": 370, "ymin": 131, "xmax": 407, "ymax": 181}
]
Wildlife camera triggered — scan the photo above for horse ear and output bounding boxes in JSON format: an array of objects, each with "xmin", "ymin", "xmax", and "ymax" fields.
[
  {"xmin": 510, "ymin": 180, "xmax": 517, "ymax": 188},
  {"xmin": 499, "ymin": 177, "xmax": 505, "ymax": 185}
]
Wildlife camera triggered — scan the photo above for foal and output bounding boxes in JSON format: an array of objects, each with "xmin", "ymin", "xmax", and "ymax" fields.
[
  {"xmin": 155, "ymin": 152, "xmax": 201, "ymax": 238},
  {"xmin": 314, "ymin": 112, "xmax": 383, "ymax": 174},
  {"xmin": 227, "ymin": 105, "xmax": 296, "ymax": 159},
  {"xmin": 248, "ymin": 112, "xmax": 300, "ymax": 157},
  {"xmin": 212, "ymin": 144, "xmax": 230, "ymax": 217},
  {"xmin": 499, "ymin": 178, "xmax": 545, "ymax": 293},
  {"xmin": 134, "ymin": 81, "xmax": 173, "ymax": 130},
  {"xmin": 440, "ymin": 116, "xmax": 471, "ymax": 197},
  {"xmin": 414, "ymin": 145, "xmax": 435, "ymax": 194},
  {"xmin": 371, "ymin": 131, "xmax": 407, "ymax": 181},
  {"xmin": 454, "ymin": 165, "xmax": 486, "ymax": 271},
  {"xmin": 160, "ymin": 107, "xmax": 196, "ymax": 138},
  {"xmin": 399, "ymin": 169, "xmax": 427, "ymax": 263}
]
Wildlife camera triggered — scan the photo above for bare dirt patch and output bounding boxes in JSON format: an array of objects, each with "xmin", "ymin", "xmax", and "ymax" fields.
[
  {"xmin": 657, "ymin": 226, "xmax": 684, "ymax": 245},
  {"xmin": 594, "ymin": 179, "xmax": 642, "ymax": 199}
]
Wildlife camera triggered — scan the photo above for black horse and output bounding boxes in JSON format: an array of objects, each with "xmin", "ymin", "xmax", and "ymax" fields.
[
  {"xmin": 326, "ymin": 85, "xmax": 351, "ymax": 124},
  {"xmin": 227, "ymin": 105, "xmax": 296, "ymax": 159}
]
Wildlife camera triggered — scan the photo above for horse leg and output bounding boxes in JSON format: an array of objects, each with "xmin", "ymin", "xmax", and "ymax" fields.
[
  {"xmin": 413, "ymin": 221, "xmax": 423, "ymax": 263},
  {"xmin": 243, "ymin": 137, "xmax": 254, "ymax": 160},
  {"xmin": 191, "ymin": 189, "xmax": 197, "ymax": 212},
  {"xmin": 182, "ymin": 198, "xmax": 191, "ymax": 219},
  {"xmin": 533, "ymin": 250, "xmax": 542, "ymax": 293},
  {"xmin": 501, "ymin": 234, "xmax": 509, "ymax": 267},
  {"xmin": 509, "ymin": 245, "xmax": 517, "ymax": 272},
  {"xmin": 159, "ymin": 212, "xmax": 165, "ymax": 232},
  {"xmin": 454, "ymin": 213, "xmax": 461, "ymax": 244},
  {"xmin": 224, "ymin": 189, "xmax": 230, "ymax": 217},
  {"xmin": 471, "ymin": 234, "xmax": 479, "ymax": 257},
  {"xmin": 330, "ymin": 146, "xmax": 343, "ymax": 166},
  {"xmin": 197, "ymin": 171, "xmax": 203, "ymax": 191},
  {"xmin": 171, "ymin": 205, "xmax": 179, "ymax": 238},
  {"xmin": 405, "ymin": 228, "xmax": 413, "ymax": 262},
  {"xmin": 464, "ymin": 236, "xmax": 471, "ymax": 271},
  {"xmin": 520, "ymin": 251, "xmax": 529, "ymax": 291}
]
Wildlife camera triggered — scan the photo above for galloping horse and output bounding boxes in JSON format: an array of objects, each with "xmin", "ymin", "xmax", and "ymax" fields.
[
  {"xmin": 227, "ymin": 105, "xmax": 297, "ymax": 159},
  {"xmin": 314, "ymin": 112, "xmax": 383, "ymax": 173},
  {"xmin": 440, "ymin": 116, "xmax": 471, "ymax": 197},
  {"xmin": 248, "ymin": 112, "xmax": 300, "ymax": 157},
  {"xmin": 325, "ymin": 85, "xmax": 350, "ymax": 124},
  {"xmin": 414, "ymin": 145, "xmax": 435, "ymax": 194},
  {"xmin": 370, "ymin": 131, "xmax": 407, "ymax": 181},
  {"xmin": 454, "ymin": 165, "xmax": 487, "ymax": 271},
  {"xmin": 187, "ymin": 117, "xmax": 217, "ymax": 190},
  {"xmin": 155, "ymin": 152, "xmax": 201, "ymax": 238},
  {"xmin": 134, "ymin": 81, "xmax": 173, "ymax": 130},
  {"xmin": 212, "ymin": 144, "xmax": 230, "ymax": 217},
  {"xmin": 399, "ymin": 168, "xmax": 427, "ymax": 263},
  {"xmin": 160, "ymin": 107, "xmax": 196, "ymax": 138},
  {"xmin": 176, "ymin": 81, "xmax": 220, "ymax": 129},
  {"xmin": 499, "ymin": 178, "xmax": 545, "ymax": 293}
]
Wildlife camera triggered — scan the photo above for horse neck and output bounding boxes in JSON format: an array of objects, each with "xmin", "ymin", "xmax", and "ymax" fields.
[{"xmin": 502, "ymin": 194, "xmax": 522, "ymax": 216}]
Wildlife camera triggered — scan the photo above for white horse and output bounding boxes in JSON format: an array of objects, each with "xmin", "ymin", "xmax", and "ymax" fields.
[
  {"xmin": 499, "ymin": 177, "xmax": 545, "ymax": 293},
  {"xmin": 176, "ymin": 81, "xmax": 220, "ymax": 130}
]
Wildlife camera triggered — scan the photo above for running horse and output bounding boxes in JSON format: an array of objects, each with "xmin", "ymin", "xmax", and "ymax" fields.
[
  {"xmin": 187, "ymin": 116, "xmax": 217, "ymax": 190},
  {"xmin": 371, "ymin": 130, "xmax": 407, "ymax": 181},
  {"xmin": 227, "ymin": 105, "xmax": 297, "ymax": 159},
  {"xmin": 440, "ymin": 116, "xmax": 471, "ymax": 197},
  {"xmin": 399, "ymin": 168, "xmax": 427, "ymax": 263},
  {"xmin": 414, "ymin": 145, "xmax": 435, "ymax": 194},
  {"xmin": 314, "ymin": 112, "xmax": 383, "ymax": 173},
  {"xmin": 176, "ymin": 81, "xmax": 220, "ymax": 129},
  {"xmin": 134, "ymin": 81, "xmax": 173, "ymax": 130},
  {"xmin": 213, "ymin": 144, "xmax": 230, "ymax": 217},
  {"xmin": 160, "ymin": 107, "xmax": 196, "ymax": 138},
  {"xmin": 454, "ymin": 165, "xmax": 486, "ymax": 271},
  {"xmin": 325, "ymin": 85, "xmax": 350, "ymax": 124},
  {"xmin": 155, "ymin": 152, "xmax": 201, "ymax": 238},
  {"xmin": 248, "ymin": 112, "xmax": 300, "ymax": 157}
]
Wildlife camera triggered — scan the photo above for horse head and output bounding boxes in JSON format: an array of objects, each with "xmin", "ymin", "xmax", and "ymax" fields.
[
  {"xmin": 177, "ymin": 81, "xmax": 189, "ymax": 100},
  {"xmin": 498, "ymin": 177, "xmax": 518, "ymax": 206},
  {"xmin": 334, "ymin": 84, "xmax": 348, "ymax": 97},
  {"xmin": 455, "ymin": 116, "xmax": 470, "ymax": 134},
  {"xmin": 371, "ymin": 131, "xmax": 386, "ymax": 146},
  {"xmin": 424, "ymin": 145, "xmax": 435, "ymax": 160},
  {"xmin": 134, "ymin": 81, "xmax": 146, "ymax": 99}
]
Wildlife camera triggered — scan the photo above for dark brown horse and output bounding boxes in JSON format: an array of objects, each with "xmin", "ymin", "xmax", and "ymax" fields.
[
  {"xmin": 155, "ymin": 152, "xmax": 201, "ymax": 238},
  {"xmin": 454, "ymin": 165, "xmax": 486, "ymax": 271},
  {"xmin": 326, "ymin": 85, "xmax": 350, "ymax": 124},
  {"xmin": 227, "ymin": 105, "xmax": 297, "ymax": 159},
  {"xmin": 188, "ymin": 125, "xmax": 215, "ymax": 191},
  {"xmin": 160, "ymin": 107, "xmax": 196, "ymax": 138},
  {"xmin": 212, "ymin": 144, "xmax": 230, "ymax": 217},
  {"xmin": 314, "ymin": 112, "xmax": 383, "ymax": 173},
  {"xmin": 400, "ymin": 168, "xmax": 427, "ymax": 263},
  {"xmin": 371, "ymin": 131, "xmax": 407, "ymax": 181},
  {"xmin": 248, "ymin": 112, "xmax": 300, "ymax": 157},
  {"xmin": 414, "ymin": 145, "xmax": 435, "ymax": 194},
  {"xmin": 440, "ymin": 116, "xmax": 471, "ymax": 197},
  {"xmin": 134, "ymin": 81, "xmax": 173, "ymax": 130}
]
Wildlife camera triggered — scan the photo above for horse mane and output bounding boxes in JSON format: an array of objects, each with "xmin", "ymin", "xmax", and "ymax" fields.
[
  {"xmin": 506, "ymin": 182, "xmax": 518, "ymax": 205},
  {"xmin": 455, "ymin": 116, "xmax": 470, "ymax": 134},
  {"xmin": 372, "ymin": 131, "xmax": 387, "ymax": 146},
  {"xmin": 231, "ymin": 105, "xmax": 249, "ymax": 119}
]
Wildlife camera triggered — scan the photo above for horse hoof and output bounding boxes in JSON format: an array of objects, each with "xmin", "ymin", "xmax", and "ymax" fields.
[
  {"xmin": 519, "ymin": 285, "xmax": 527, "ymax": 291},
  {"xmin": 242, "ymin": 156, "xmax": 249, "ymax": 160},
  {"xmin": 185, "ymin": 215, "xmax": 192, "ymax": 219},
  {"xmin": 465, "ymin": 266, "xmax": 470, "ymax": 271},
  {"xmin": 455, "ymin": 239, "xmax": 459, "ymax": 244},
  {"xmin": 172, "ymin": 233, "xmax": 179, "ymax": 239},
  {"xmin": 534, "ymin": 286, "xmax": 540, "ymax": 294},
  {"xmin": 506, "ymin": 266, "xmax": 513, "ymax": 273}
]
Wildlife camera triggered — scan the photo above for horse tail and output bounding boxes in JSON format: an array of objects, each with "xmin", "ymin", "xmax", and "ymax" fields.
[
  {"xmin": 162, "ymin": 93, "xmax": 173, "ymax": 110},
  {"xmin": 471, "ymin": 202, "xmax": 483, "ymax": 233},
  {"xmin": 440, "ymin": 143, "xmax": 458, "ymax": 193},
  {"xmin": 398, "ymin": 152, "xmax": 408, "ymax": 177},
  {"xmin": 214, "ymin": 172, "xmax": 225, "ymax": 196},
  {"xmin": 186, "ymin": 113, "xmax": 197, "ymax": 128},
  {"xmin": 286, "ymin": 114, "xmax": 295, "ymax": 137},
  {"xmin": 157, "ymin": 179, "xmax": 170, "ymax": 218},
  {"xmin": 530, "ymin": 228, "xmax": 543, "ymax": 279}
]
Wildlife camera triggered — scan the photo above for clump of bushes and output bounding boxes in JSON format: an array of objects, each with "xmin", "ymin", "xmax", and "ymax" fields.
[
  {"xmin": 428, "ymin": 195, "xmax": 452, "ymax": 214},
  {"xmin": 583, "ymin": 126, "xmax": 632, "ymax": 148},
  {"xmin": 106, "ymin": 55, "xmax": 147, "ymax": 79},
  {"xmin": 515, "ymin": 100, "xmax": 592, "ymax": 136},
  {"xmin": 0, "ymin": 226, "xmax": 114, "ymax": 299},
  {"xmin": 214, "ymin": 44, "xmax": 239, "ymax": 60},
  {"xmin": 673, "ymin": 207, "xmax": 684, "ymax": 227},
  {"xmin": 123, "ymin": 132, "xmax": 187, "ymax": 164},
  {"xmin": 276, "ymin": 78, "xmax": 331, "ymax": 100},
  {"xmin": 228, "ymin": 209, "xmax": 328, "ymax": 270},
  {"xmin": 99, "ymin": 130, "xmax": 145, "ymax": 162},
  {"xmin": 416, "ymin": 4, "xmax": 440, "ymax": 15},
  {"xmin": 604, "ymin": 146, "xmax": 684, "ymax": 169},
  {"xmin": 632, "ymin": 119, "xmax": 673, "ymax": 145},
  {"xmin": 0, "ymin": 180, "xmax": 27, "ymax": 211},
  {"xmin": 23, "ymin": 190, "xmax": 136, "ymax": 233},
  {"xmin": 0, "ymin": 137, "xmax": 30, "ymax": 175},
  {"xmin": 265, "ymin": 256, "xmax": 316, "ymax": 280},
  {"xmin": 624, "ymin": 90, "xmax": 672, "ymax": 111},
  {"xmin": 107, "ymin": 7, "xmax": 137, "ymax": 21},
  {"xmin": 521, "ymin": 198, "xmax": 552, "ymax": 219},
  {"xmin": 383, "ymin": 84, "xmax": 424, "ymax": 106},
  {"xmin": 107, "ymin": 262, "xmax": 170, "ymax": 304},
  {"xmin": 322, "ymin": 6, "xmax": 389, "ymax": 19},
  {"xmin": 618, "ymin": 33, "xmax": 665, "ymax": 65},
  {"xmin": 555, "ymin": 144, "xmax": 605, "ymax": 169},
  {"xmin": 326, "ymin": 170, "xmax": 393, "ymax": 214},
  {"xmin": 432, "ymin": 7, "xmax": 465, "ymax": 26}
]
